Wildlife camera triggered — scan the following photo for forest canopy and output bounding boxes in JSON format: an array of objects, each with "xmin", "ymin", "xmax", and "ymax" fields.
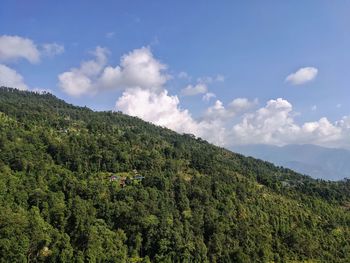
[{"xmin": 0, "ymin": 87, "xmax": 349, "ymax": 262}]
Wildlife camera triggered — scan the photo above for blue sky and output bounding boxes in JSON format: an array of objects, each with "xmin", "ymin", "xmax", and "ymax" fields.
[{"xmin": 1, "ymin": 1, "xmax": 350, "ymax": 148}]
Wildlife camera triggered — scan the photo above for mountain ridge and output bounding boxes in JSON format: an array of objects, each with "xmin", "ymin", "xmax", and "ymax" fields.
[{"xmin": 0, "ymin": 87, "xmax": 350, "ymax": 262}]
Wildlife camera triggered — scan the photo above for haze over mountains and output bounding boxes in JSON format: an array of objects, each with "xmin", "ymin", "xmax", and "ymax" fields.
[{"xmin": 233, "ymin": 144, "xmax": 350, "ymax": 181}]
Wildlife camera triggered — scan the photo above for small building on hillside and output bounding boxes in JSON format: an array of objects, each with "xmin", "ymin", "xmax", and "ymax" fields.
[
  {"xmin": 120, "ymin": 177, "xmax": 127, "ymax": 187},
  {"xmin": 108, "ymin": 171, "xmax": 145, "ymax": 187},
  {"xmin": 109, "ymin": 175, "xmax": 120, "ymax": 182}
]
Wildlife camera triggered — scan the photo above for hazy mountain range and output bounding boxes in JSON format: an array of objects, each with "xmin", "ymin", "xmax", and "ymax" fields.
[{"xmin": 232, "ymin": 144, "xmax": 350, "ymax": 181}]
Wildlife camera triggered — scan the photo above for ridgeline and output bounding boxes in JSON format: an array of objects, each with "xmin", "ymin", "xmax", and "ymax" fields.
[{"xmin": 0, "ymin": 87, "xmax": 349, "ymax": 262}]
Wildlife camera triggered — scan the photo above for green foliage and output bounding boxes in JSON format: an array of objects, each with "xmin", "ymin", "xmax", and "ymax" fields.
[{"xmin": 0, "ymin": 87, "xmax": 350, "ymax": 262}]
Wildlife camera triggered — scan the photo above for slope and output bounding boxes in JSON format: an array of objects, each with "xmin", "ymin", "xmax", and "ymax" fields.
[{"xmin": 0, "ymin": 87, "xmax": 349, "ymax": 263}]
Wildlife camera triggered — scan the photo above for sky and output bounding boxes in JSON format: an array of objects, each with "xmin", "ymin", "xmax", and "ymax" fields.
[{"xmin": 1, "ymin": 0, "xmax": 350, "ymax": 149}]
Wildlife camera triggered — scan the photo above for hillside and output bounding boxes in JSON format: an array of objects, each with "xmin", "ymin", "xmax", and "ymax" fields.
[
  {"xmin": 0, "ymin": 87, "xmax": 350, "ymax": 262},
  {"xmin": 233, "ymin": 144, "xmax": 350, "ymax": 181}
]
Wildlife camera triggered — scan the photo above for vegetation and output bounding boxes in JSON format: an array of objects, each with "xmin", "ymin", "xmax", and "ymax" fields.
[{"xmin": 0, "ymin": 87, "xmax": 349, "ymax": 262}]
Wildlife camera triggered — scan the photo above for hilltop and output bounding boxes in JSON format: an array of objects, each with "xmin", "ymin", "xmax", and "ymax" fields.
[{"xmin": 0, "ymin": 87, "xmax": 349, "ymax": 262}]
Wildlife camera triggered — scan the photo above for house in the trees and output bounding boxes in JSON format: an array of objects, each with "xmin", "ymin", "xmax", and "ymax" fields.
[
  {"xmin": 119, "ymin": 177, "xmax": 127, "ymax": 187},
  {"xmin": 109, "ymin": 175, "xmax": 119, "ymax": 182},
  {"xmin": 108, "ymin": 171, "xmax": 145, "ymax": 187}
]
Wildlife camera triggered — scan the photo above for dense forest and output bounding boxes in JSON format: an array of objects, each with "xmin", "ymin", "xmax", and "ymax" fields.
[{"xmin": 0, "ymin": 87, "xmax": 349, "ymax": 262}]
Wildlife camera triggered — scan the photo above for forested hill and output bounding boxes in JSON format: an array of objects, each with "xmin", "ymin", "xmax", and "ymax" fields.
[{"xmin": 0, "ymin": 87, "xmax": 350, "ymax": 263}]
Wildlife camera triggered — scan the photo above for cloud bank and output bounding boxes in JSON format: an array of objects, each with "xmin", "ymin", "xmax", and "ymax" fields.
[{"xmin": 59, "ymin": 47, "xmax": 350, "ymax": 149}]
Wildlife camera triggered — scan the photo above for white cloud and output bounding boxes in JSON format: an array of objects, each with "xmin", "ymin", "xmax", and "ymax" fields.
[
  {"xmin": 109, "ymin": 49, "xmax": 347, "ymax": 148},
  {"xmin": 204, "ymin": 98, "xmax": 257, "ymax": 121},
  {"xmin": 0, "ymin": 36, "xmax": 63, "ymax": 92},
  {"xmin": 115, "ymin": 87, "xmax": 227, "ymax": 146},
  {"xmin": 0, "ymin": 35, "xmax": 40, "ymax": 63},
  {"xmin": 231, "ymin": 98, "xmax": 302, "ymax": 145},
  {"xmin": 59, "ymin": 72, "xmax": 94, "ymax": 97},
  {"xmin": 100, "ymin": 47, "xmax": 169, "ymax": 91},
  {"xmin": 229, "ymin": 97, "xmax": 258, "ymax": 112},
  {"xmin": 59, "ymin": 46, "xmax": 169, "ymax": 96},
  {"xmin": 116, "ymin": 88, "xmax": 197, "ymax": 133},
  {"xmin": 204, "ymin": 100, "xmax": 226, "ymax": 120},
  {"xmin": 115, "ymin": 86, "xmax": 350, "ymax": 149},
  {"xmin": 301, "ymin": 118, "xmax": 341, "ymax": 143},
  {"xmin": 42, "ymin": 43, "xmax": 64, "ymax": 57},
  {"xmin": 311, "ymin": 105, "xmax": 317, "ymax": 111},
  {"xmin": 181, "ymin": 83, "xmax": 207, "ymax": 96},
  {"xmin": 0, "ymin": 64, "xmax": 29, "ymax": 90},
  {"xmin": 230, "ymin": 98, "xmax": 350, "ymax": 148},
  {"xmin": 58, "ymin": 46, "xmax": 108, "ymax": 96},
  {"xmin": 59, "ymin": 46, "xmax": 350, "ymax": 149},
  {"xmin": 285, "ymin": 67, "xmax": 318, "ymax": 85},
  {"xmin": 202, "ymin": 92, "xmax": 216, "ymax": 102}
]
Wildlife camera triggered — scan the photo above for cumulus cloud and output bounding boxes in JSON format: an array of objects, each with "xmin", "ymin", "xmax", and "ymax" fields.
[
  {"xmin": 0, "ymin": 35, "xmax": 40, "ymax": 63},
  {"xmin": 0, "ymin": 35, "xmax": 64, "ymax": 63},
  {"xmin": 0, "ymin": 35, "xmax": 63, "ymax": 92},
  {"xmin": 100, "ymin": 47, "xmax": 169, "ymax": 90},
  {"xmin": 41, "ymin": 43, "xmax": 64, "ymax": 57},
  {"xmin": 301, "ymin": 118, "xmax": 341, "ymax": 143},
  {"xmin": 230, "ymin": 98, "xmax": 350, "ymax": 148},
  {"xmin": 285, "ymin": 67, "xmax": 318, "ymax": 85},
  {"xmin": 58, "ymin": 46, "xmax": 108, "ymax": 96},
  {"xmin": 232, "ymin": 98, "xmax": 301, "ymax": 145},
  {"xmin": 229, "ymin": 98, "xmax": 258, "ymax": 112},
  {"xmin": 115, "ymin": 87, "xmax": 227, "ymax": 146},
  {"xmin": 0, "ymin": 64, "xmax": 29, "ymax": 90},
  {"xmin": 59, "ymin": 46, "xmax": 169, "ymax": 96},
  {"xmin": 204, "ymin": 98, "xmax": 257, "ymax": 121},
  {"xmin": 181, "ymin": 83, "xmax": 207, "ymax": 96},
  {"xmin": 116, "ymin": 88, "xmax": 197, "ymax": 133}
]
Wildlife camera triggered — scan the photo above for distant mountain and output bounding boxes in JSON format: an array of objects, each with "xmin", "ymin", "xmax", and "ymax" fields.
[{"xmin": 232, "ymin": 144, "xmax": 350, "ymax": 181}]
